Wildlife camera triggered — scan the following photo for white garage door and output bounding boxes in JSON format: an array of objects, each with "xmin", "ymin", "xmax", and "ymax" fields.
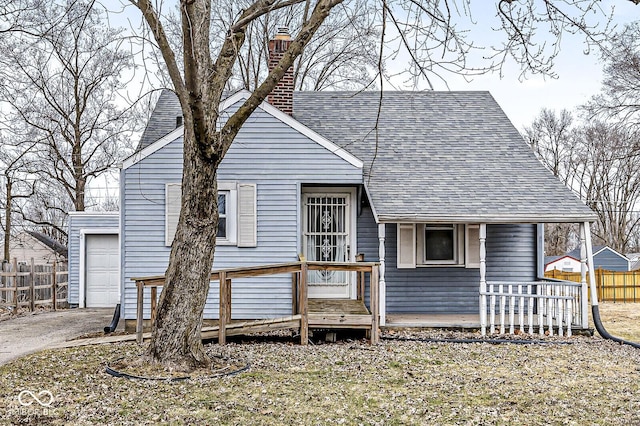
[{"xmin": 85, "ymin": 234, "xmax": 119, "ymax": 308}]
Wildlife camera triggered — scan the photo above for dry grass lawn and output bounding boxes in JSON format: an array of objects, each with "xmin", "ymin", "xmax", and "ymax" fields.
[{"xmin": 1, "ymin": 304, "xmax": 639, "ymax": 425}]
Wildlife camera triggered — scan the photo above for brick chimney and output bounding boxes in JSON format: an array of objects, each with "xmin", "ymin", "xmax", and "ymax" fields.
[{"xmin": 267, "ymin": 27, "xmax": 294, "ymax": 115}]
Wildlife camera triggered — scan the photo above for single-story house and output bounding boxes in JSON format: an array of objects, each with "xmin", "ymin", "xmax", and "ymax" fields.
[
  {"xmin": 69, "ymin": 31, "xmax": 599, "ymax": 335},
  {"xmin": 568, "ymin": 245, "xmax": 630, "ymax": 271},
  {"xmin": 2, "ymin": 231, "xmax": 67, "ymax": 264},
  {"xmin": 544, "ymin": 254, "xmax": 582, "ymax": 273}
]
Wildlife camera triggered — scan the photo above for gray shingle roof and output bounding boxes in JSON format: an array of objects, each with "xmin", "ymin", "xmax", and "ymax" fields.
[
  {"xmin": 137, "ymin": 89, "xmax": 182, "ymax": 151},
  {"xmin": 293, "ymin": 91, "xmax": 595, "ymax": 223},
  {"xmin": 138, "ymin": 89, "xmax": 595, "ymax": 223}
]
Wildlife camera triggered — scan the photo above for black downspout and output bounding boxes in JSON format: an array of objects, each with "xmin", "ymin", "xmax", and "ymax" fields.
[{"xmin": 104, "ymin": 303, "xmax": 121, "ymax": 333}]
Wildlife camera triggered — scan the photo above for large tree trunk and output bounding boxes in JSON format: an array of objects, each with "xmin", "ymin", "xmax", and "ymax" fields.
[
  {"xmin": 132, "ymin": 0, "xmax": 342, "ymax": 371},
  {"xmin": 145, "ymin": 125, "xmax": 220, "ymax": 371}
]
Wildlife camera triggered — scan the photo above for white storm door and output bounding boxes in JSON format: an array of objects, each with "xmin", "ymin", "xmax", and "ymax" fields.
[
  {"xmin": 85, "ymin": 234, "xmax": 119, "ymax": 307},
  {"xmin": 303, "ymin": 192, "xmax": 353, "ymax": 298}
]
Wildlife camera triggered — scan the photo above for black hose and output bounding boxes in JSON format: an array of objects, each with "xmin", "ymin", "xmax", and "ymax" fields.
[
  {"xmin": 105, "ymin": 355, "xmax": 250, "ymax": 381},
  {"xmin": 591, "ymin": 304, "xmax": 640, "ymax": 349},
  {"xmin": 383, "ymin": 307, "xmax": 640, "ymax": 349},
  {"xmin": 104, "ymin": 303, "xmax": 121, "ymax": 333}
]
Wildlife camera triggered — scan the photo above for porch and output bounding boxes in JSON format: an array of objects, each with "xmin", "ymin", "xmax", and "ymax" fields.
[
  {"xmin": 386, "ymin": 279, "xmax": 585, "ymax": 334},
  {"xmin": 376, "ymin": 221, "xmax": 597, "ymax": 337}
]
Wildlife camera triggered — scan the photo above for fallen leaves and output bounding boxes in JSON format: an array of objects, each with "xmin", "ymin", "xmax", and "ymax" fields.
[{"xmin": 0, "ymin": 332, "xmax": 639, "ymax": 425}]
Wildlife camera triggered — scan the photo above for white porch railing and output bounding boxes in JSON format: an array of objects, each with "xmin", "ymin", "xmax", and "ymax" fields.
[{"xmin": 481, "ymin": 280, "xmax": 583, "ymax": 336}]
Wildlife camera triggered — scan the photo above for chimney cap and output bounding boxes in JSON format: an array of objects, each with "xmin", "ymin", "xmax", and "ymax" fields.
[{"xmin": 274, "ymin": 27, "xmax": 291, "ymax": 40}]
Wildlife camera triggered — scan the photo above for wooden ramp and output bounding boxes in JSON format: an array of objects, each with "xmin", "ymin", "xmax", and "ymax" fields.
[
  {"xmin": 53, "ymin": 315, "xmax": 302, "ymax": 349},
  {"xmin": 200, "ymin": 315, "xmax": 301, "ymax": 340},
  {"xmin": 134, "ymin": 261, "xmax": 380, "ymax": 345},
  {"xmin": 54, "ymin": 302, "xmax": 375, "ymax": 349}
]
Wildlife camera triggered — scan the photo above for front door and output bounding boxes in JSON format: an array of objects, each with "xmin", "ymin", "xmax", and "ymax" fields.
[{"xmin": 303, "ymin": 191, "xmax": 354, "ymax": 298}]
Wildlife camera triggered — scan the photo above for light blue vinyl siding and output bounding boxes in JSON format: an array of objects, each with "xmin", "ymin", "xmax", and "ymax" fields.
[
  {"xmin": 122, "ymin": 104, "xmax": 362, "ymax": 320},
  {"xmin": 355, "ymin": 214, "xmax": 538, "ymax": 314},
  {"xmin": 485, "ymin": 224, "xmax": 537, "ymax": 281},
  {"xmin": 356, "ymin": 206, "xmax": 379, "ymax": 307},
  {"xmin": 593, "ymin": 248, "xmax": 629, "ymax": 272},
  {"xmin": 356, "ymin": 206, "xmax": 379, "ymax": 262},
  {"xmin": 67, "ymin": 213, "xmax": 119, "ymax": 305}
]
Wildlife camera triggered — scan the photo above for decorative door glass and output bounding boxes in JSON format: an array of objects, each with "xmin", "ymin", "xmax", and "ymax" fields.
[{"xmin": 304, "ymin": 194, "xmax": 350, "ymax": 290}]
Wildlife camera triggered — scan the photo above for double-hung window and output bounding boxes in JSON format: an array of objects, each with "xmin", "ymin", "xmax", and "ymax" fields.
[
  {"xmin": 217, "ymin": 191, "xmax": 228, "ymax": 240},
  {"xmin": 165, "ymin": 182, "xmax": 256, "ymax": 247}
]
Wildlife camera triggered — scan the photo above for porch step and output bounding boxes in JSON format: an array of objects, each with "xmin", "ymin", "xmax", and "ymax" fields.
[
  {"xmin": 307, "ymin": 298, "xmax": 372, "ymax": 329},
  {"xmin": 308, "ymin": 298, "xmax": 369, "ymax": 314}
]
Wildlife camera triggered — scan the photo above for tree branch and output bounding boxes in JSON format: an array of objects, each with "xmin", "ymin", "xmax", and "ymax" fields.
[
  {"xmin": 217, "ymin": 0, "xmax": 343, "ymax": 159},
  {"xmin": 130, "ymin": 0, "xmax": 187, "ymax": 99}
]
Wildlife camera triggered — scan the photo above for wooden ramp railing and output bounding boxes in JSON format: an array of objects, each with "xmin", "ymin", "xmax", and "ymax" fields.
[{"xmin": 133, "ymin": 260, "xmax": 380, "ymax": 345}]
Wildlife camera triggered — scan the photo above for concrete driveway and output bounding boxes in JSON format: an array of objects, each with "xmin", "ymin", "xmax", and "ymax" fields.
[{"xmin": 0, "ymin": 308, "xmax": 120, "ymax": 366}]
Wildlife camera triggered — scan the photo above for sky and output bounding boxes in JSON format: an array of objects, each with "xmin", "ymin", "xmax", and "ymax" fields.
[
  {"xmin": 115, "ymin": 1, "xmax": 638, "ymax": 132},
  {"xmin": 424, "ymin": 1, "xmax": 640, "ymax": 131},
  {"xmin": 88, "ymin": 1, "xmax": 639, "ymax": 204}
]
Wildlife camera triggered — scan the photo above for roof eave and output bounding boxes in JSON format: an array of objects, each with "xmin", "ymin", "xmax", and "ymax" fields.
[
  {"xmin": 376, "ymin": 213, "xmax": 598, "ymax": 224},
  {"xmin": 122, "ymin": 91, "xmax": 250, "ymax": 170}
]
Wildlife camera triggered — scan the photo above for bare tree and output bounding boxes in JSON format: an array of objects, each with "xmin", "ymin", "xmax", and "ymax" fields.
[
  {"xmin": 0, "ymin": 137, "xmax": 37, "ymax": 261},
  {"xmin": 0, "ymin": 0, "xmax": 135, "ymax": 224},
  {"xmin": 0, "ymin": 0, "xmax": 48, "ymax": 35},
  {"xmin": 128, "ymin": 0, "xmax": 357, "ymax": 371},
  {"xmin": 122, "ymin": 0, "xmax": 639, "ymax": 371},
  {"xmin": 525, "ymin": 108, "xmax": 579, "ymax": 255},
  {"xmin": 526, "ymin": 108, "xmax": 640, "ymax": 253},
  {"xmin": 573, "ymin": 122, "xmax": 640, "ymax": 253},
  {"xmin": 527, "ymin": 19, "xmax": 640, "ymax": 255},
  {"xmin": 221, "ymin": 0, "xmax": 379, "ymax": 91},
  {"xmin": 525, "ymin": 108, "xmax": 576, "ymax": 185},
  {"xmin": 587, "ymin": 22, "xmax": 640, "ymax": 134}
]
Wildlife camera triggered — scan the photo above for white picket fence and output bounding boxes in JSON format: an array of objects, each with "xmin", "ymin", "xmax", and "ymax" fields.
[{"xmin": 480, "ymin": 280, "xmax": 583, "ymax": 336}]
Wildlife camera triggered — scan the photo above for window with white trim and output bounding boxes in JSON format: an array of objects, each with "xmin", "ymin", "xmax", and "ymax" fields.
[
  {"xmin": 424, "ymin": 224, "xmax": 458, "ymax": 264},
  {"xmin": 165, "ymin": 182, "xmax": 256, "ymax": 247},
  {"xmin": 397, "ymin": 223, "xmax": 480, "ymax": 268},
  {"xmin": 217, "ymin": 191, "xmax": 228, "ymax": 240}
]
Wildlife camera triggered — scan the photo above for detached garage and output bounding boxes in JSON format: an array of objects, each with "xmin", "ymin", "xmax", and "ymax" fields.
[
  {"xmin": 68, "ymin": 212, "xmax": 120, "ymax": 308},
  {"xmin": 85, "ymin": 234, "xmax": 119, "ymax": 307}
]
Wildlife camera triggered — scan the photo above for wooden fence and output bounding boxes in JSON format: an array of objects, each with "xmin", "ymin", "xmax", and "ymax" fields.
[
  {"xmin": 545, "ymin": 268, "xmax": 640, "ymax": 303},
  {"xmin": 0, "ymin": 258, "xmax": 68, "ymax": 311}
]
